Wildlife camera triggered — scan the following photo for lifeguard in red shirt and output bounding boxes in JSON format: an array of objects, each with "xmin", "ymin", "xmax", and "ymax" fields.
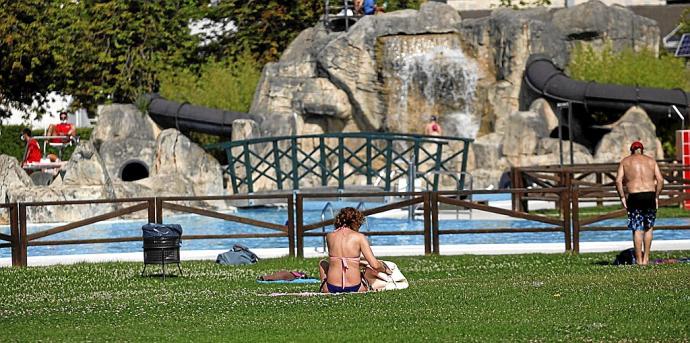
[
  {"xmin": 21, "ymin": 128, "xmax": 42, "ymax": 167},
  {"xmin": 47, "ymin": 111, "xmax": 77, "ymax": 143}
]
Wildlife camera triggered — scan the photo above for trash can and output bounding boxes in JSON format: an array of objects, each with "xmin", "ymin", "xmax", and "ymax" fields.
[{"xmin": 141, "ymin": 223, "xmax": 183, "ymax": 278}]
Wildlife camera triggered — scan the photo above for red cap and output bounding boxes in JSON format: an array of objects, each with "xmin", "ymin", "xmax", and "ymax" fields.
[{"xmin": 630, "ymin": 141, "xmax": 644, "ymax": 152}]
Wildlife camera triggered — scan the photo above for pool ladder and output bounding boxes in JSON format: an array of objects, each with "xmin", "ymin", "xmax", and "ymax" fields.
[{"xmin": 318, "ymin": 201, "xmax": 370, "ymax": 252}]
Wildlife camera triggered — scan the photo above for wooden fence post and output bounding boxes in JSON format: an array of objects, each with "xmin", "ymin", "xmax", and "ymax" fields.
[
  {"xmin": 511, "ymin": 167, "xmax": 523, "ymax": 211},
  {"xmin": 560, "ymin": 180, "xmax": 572, "ymax": 253},
  {"xmin": 10, "ymin": 203, "xmax": 20, "ymax": 267},
  {"xmin": 572, "ymin": 187, "xmax": 580, "ymax": 254},
  {"xmin": 155, "ymin": 198, "xmax": 163, "ymax": 224},
  {"xmin": 423, "ymin": 192, "xmax": 431, "ymax": 255},
  {"xmin": 432, "ymin": 192, "xmax": 440, "ymax": 255},
  {"xmin": 147, "ymin": 198, "xmax": 156, "ymax": 224},
  {"xmin": 287, "ymin": 194, "xmax": 295, "ymax": 257},
  {"xmin": 596, "ymin": 173, "xmax": 604, "ymax": 207},
  {"xmin": 296, "ymin": 193, "xmax": 304, "ymax": 258},
  {"xmin": 18, "ymin": 203, "xmax": 27, "ymax": 267}
]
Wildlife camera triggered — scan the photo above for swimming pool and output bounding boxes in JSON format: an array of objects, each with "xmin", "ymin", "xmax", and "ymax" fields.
[{"xmin": 1, "ymin": 200, "xmax": 689, "ymax": 257}]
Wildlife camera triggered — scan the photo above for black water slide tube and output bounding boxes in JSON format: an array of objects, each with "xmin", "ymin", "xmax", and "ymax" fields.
[
  {"xmin": 523, "ymin": 55, "xmax": 690, "ymax": 119},
  {"xmin": 144, "ymin": 94, "xmax": 262, "ymax": 137}
]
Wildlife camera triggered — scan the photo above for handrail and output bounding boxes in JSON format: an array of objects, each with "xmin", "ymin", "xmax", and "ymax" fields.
[
  {"xmin": 206, "ymin": 132, "xmax": 473, "ymax": 194},
  {"xmin": 206, "ymin": 132, "xmax": 467, "ymax": 150}
]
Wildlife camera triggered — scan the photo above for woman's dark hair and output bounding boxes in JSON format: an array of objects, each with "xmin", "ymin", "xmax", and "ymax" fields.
[
  {"xmin": 334, "ymin": 207, "xmax": 365, "ymax": 231},
  {"xmin": 22, "ymin": 128, "xmax": 32, "ymax": 137}
]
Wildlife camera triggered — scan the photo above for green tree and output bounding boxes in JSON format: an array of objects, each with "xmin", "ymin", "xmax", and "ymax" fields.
[
  {"xmin": 50, "ymin": 1, "xmax": 204, "ymax": 112},
  {"xmin": 0, "ymin": 0, "xmax": 60, "ymax": 117},
  {"xmin": 198, "ymin": 0, "xmax": 423, "ymax": 65},
  {"xmin": 0, "ymin": 1, "xmax": 204, "ymax": 117}
]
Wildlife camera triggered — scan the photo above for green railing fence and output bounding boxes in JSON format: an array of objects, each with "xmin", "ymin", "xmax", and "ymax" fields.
[{"xmin": 207, "ymin": 132, "xmax": 473, "ymax": 194}]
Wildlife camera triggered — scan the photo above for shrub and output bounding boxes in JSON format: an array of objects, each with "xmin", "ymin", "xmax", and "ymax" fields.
[
  {"xmin": 158, "ymin": 53, "xmax": 261, "ymax": 114},
  {"xmin": 568, "ymin": 43, "xmax": 690, "ymax": 157},
  {"xmin": 157, "ymin": 53, "xmax": 262, "ymax": 163},
  {"xmin": 568, "ymin": 43, "xmax": 690, "ymax": 92}
]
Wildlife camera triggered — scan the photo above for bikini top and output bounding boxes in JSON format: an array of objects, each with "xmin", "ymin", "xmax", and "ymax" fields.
[{"xmin": 328, "ymin": 226, "xmax": 360, "ymax": 287}]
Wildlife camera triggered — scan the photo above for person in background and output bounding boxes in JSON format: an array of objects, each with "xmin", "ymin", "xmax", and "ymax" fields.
[
  {"xmin": 615, "ymin": 141, "xmax": 664, "ymax": 265},
  {"xmin": 46, "ymin": 111, "xmax": 76, "ymax": 143},
  {"xmin": 424, "ymin": 115, "xmax": 443, "ymax": 136},
  {"xmin": 362, "ymin": 0, "xmax": 376, "ymax": 15},
  {"xmin": 319, "ymin": 207, "xmax": 391, "ymax": 293},
  {"xmin": 20, "ymin": 128, "xmax": 42, "ymax": 167},
  {"xmin": 356, "ymin": 0, "xmax": 383, "ymax": 15}
]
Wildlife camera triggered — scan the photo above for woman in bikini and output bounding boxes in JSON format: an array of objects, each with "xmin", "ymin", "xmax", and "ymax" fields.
[{"xmin": 319, "ymin": 207, "xmax": 391, "ymax": 293}]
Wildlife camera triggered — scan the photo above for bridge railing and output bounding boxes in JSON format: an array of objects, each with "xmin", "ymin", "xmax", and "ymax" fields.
[{"xmin": 207, "ymin": 132, "xmax": 473, "ymax": 194}]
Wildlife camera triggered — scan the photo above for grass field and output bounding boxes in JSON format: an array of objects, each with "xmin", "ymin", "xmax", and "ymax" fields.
[
  {"xmin": 533, "ymin": 205, "xmax": 690, "ymax": 219},
  {"xmin": 1, "ymin": 252, "xmax": 689, "ymax": 341}
]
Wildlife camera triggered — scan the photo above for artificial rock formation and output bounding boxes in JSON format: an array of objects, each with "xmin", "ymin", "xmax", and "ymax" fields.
[
  {"xmin": 93, "ymin": 104, "xmax": 160, "ymax": 180},
  {"xmin": 250, "ymin": 0, "xmax": 662, "ymax": 188},
  {"xmin": 0, "ymin": 155, "xmax": 33, "ymax": 203},
  {"xmin": 594, "ymin": 107, "xmax": 664, "ymax": 163}
]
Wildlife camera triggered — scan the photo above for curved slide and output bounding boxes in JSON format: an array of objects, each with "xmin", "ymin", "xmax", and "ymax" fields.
[
  {"xmin": 144, "ymin": 94, "xmax": 262, "ymax": 137},
  {"xmin": 522, "ymin": 54, "xmax": 690, "ymax": 119}
]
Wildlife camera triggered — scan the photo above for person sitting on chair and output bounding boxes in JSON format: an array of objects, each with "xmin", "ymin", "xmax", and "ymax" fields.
[
  {"xmin": 20, "ymin": 128, "xmax": 42, "ymax": 167},
  {"xmin": 46, "ymin": 111, "xmax": 76, "ymax": 144},
  {"xmin": 319, "ymin": 207, "xmax": 391, "ymax": 293}
]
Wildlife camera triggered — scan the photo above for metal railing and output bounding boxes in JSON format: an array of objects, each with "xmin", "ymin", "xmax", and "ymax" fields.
[
  {"xmin": 324, "ymin": 0, "xmax": 361, "ymax": 32},
  {"xmin": 207, "ymin": 132, "xmax": 473, "ymax": 194}
]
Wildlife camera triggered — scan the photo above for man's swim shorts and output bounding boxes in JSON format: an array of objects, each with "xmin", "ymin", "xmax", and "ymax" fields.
[{"xmin": 626, "ymin": 192, "xmax": 656, "ymax": 231}]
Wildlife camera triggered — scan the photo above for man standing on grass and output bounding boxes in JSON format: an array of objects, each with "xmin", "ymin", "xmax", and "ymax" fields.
[{"xmin": 615, "ymin": 141, "xmax": 664, "ymax": 265}]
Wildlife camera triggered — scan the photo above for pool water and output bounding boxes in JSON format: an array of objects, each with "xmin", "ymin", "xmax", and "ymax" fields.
[{"xmin": 1, "ymin": 201, "xmax": 690, "ymax": 257}]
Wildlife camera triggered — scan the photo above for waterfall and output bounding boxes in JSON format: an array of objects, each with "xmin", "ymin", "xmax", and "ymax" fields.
[{"xmin": 384, "ymin": 40, "xmax": 480, "ymax": 139}]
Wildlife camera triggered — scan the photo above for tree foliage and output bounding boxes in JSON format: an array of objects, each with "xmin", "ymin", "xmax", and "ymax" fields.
[
  {"xmin": 0, "ymin": 0, "xmax": 202, "ymax": 117},
  {"xmin": 197, "ymin": 0, "xmax": 423, "ymax": 65},
  {"xmin": 568, "ymin": 43, "xmax": 690, "ymax": 92},
  {"xmin": 0, "ymin": 0, "xmax": 59, "ymax": 117},
  {"xmin": 158, "ymin": 52, "xmax": 261, "ymax": 113},
  {"xmin": 568, "ymin": 43, "xmax": 690, "ymax": 157},
  {"xmin": 0, "ymin": 0, "xmax": 425, "ymax": 119}
]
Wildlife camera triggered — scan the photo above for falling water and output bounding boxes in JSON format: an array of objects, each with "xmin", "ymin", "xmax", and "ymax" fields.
[{"xmin": 380, "ymin": 35, "xmax": 481, "ymax": 138}]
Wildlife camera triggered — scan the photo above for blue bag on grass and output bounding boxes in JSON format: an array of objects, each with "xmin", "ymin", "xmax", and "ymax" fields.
[{"xmin": 216, "ymin": 244, "xmax": 259, "ymax": 265}]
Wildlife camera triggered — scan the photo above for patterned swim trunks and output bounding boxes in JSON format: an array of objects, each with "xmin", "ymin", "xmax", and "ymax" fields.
[{"xmin": 627, "ymin": 208, "xmax": 656, "ymax": 231}]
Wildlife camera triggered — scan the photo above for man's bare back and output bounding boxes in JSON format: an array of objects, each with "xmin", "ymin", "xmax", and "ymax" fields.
[{"xmin": 615, "ymin": 142, "xmax": 663, "ymax": 265}]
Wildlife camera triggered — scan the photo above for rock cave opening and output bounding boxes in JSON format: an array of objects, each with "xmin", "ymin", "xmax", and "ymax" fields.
[{"xmin": 120, "ymin": 160, "xmax": 149, "ymax": 181}]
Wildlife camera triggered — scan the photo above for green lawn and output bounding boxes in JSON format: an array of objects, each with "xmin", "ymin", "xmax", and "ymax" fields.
[
  {"xmin": 1, "ymin": 253, "xmax": 689, "ymax": 341},
  {"xmin": 533, "ymin": 205, "xmax": 690, "ymax": 219}
]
